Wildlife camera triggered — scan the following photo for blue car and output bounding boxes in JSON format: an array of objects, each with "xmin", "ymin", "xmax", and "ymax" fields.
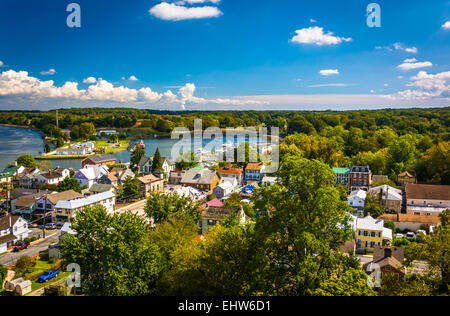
[{"xmin": 38, "ymin": 270, "xmax": 60, "ymax": 283}]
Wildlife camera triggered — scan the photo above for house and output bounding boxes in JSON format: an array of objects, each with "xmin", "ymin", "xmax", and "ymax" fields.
[
  {"xmin": 53, "ymin": 191, "xmax": 116, "ymax": 225},
  {"xmin": 12, "ymin": 196, "xmax": 37, "ymax": 219},
  {"xmin": 34, "ymin": 190, "xmax": 84, "ymax": 216},
  {"xmin": 74, "ymin": 165, "xmax": 109, "ymax": 189},
  {"xmin": 0, "ymin": 214, "xmax": 29, "ymax": 253},
  {"xmin": 202, "ymin": 198, "xmax": 224, "ymax": 209},
  {"xmin": 138, "ymin": 156, "xmax": 153, "ymax": 175},
  {"xmin": 353, "ymin": 215, "xmax": 392, "ymax": 252},
  {"xmin": 219, "ymin": 166, "xmax": 243, "ymax": 185},
  {"xmin": 138, "ymin": 174, "xmax": 164, "ymax": 197},
  {"xmin": 397, "ymin": 171, "xmax": 416, "ymax": 188},
  {"xmin": 169, "ymin": 170, "xmax": 185, "ymax": 185},
  {"xmin": 363, "ymin": 246, "xmax": 406, "ymax": 277},
  {"xmin": 405, "ymin": 183, "xmax": 450, "ymax": 216},
  {"xmin": 244, "ymin": 162, "xmax": 265, "ymax": 184},
  {"xmin": 168, "ymin": 185, "xmax": 207, "ymax": 202},
  {"xmin": 333, "ymin": 167, "xmax": 351, "ymax": 189},
  {"xmin": 369, "ymin": 185, "xmax": 403, "ymax": 213},
  {"xmin": 0, "ymin": 164, "xmax": 25, "ymax": 183},
  {"xmin": 98, "ymin": 167, "xmax": 135, "ymax": 188},
  {"xmin": 213, "ymin": 180, "xmax": 237, "ymax": 199},
  {"xmin": 18, "ymin": 167, "xmax": 40, "ymax": 188},
  {"xmin": 55, "ymin": 146, "xmax": 89, "ymax": 156},
  {"xmin": 88, "ymin": 183, "xmax": 114, "ymax": 195},
  {"xmin": 381, "ymin": 213, "xmax": 441, "ymax": 232},
  {"xmin": 180, "ymin": 169, "xmax": 221, "ymax": 193},
  {"xmin": 161, "ymin": 158, "xmax": 176, "ymax": 179},
  {"xmin": 5, "ymin": 278, "xmax": 32, "ymax": 296},
  {"xmin": 347, "ymin": 190, "xmax": 367, "ymax": 211},
  {"xmin": 82, "ymin": 154, "xmax": 116, "ymax": 168},
  {"xmin": 198, "ymin": 207, "xmax": 233, "ymax": 235},
  {"xmin": 96, "ymin": 130, "xmax": 118, "ymax": 137},
  {"xmin": 350, "ymin": 165, "xmax": 372, "ymax": 192},
  {"xmin": 33, "ymin": 168, "xmax": 70, "ymax": 186},
  {"xmin": 262, "ymin": 176, "xmax": 277, "ymax": 186}
]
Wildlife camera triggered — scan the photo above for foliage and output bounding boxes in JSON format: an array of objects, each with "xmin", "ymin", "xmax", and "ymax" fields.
[
  {"xmin": 380, "ymin": 274, "xmax": 436, "ymax": 296},
  {"xmin": 121, "ymin": 176, "xmax": 141, "ymax": 200},
  {"xmin": 311, "ymin": 269, "xmax": 377, "ymax": 296},
  {"xmin": 0, "ymin": 264, "xmax": 7, "ymax": 288},
  {"xmin": 57, "ymin": 177, "xmax": 82, "ymax": 193},
  {"xmin": 152, "ymin": 147, "xmax": 163, "ymax": 171},
  {"xmin": 144, "ymin": 192, "xmax": 202, "ymax": 225},
  {"xmin": 364, "ymin": 194, "xmax": 385, "ymax": 218},
  {"xmin": 60, "ymin": 205, "xmax": 161, "ymax": 296},
  {"xmin": 130, "ymin": 147, "xmax": 145, "ymax": 170},
  {"xmin": 14, "ymin": 256, "xmax": 35, "ymax": 276},
  {"xmin": 16, "ymin": 154, "xmax": 36, "ymax": 168}
]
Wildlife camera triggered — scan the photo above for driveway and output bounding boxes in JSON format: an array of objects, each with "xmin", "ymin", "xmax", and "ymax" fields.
[{"xmin": 0, "ymin": 233, "xmax": 60, "ymax": 267}]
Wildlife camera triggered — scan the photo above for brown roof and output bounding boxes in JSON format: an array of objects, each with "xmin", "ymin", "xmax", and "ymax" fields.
[
  {"xmin": 46, "ymin": 190, "xmax": 83, "ymax": 205},
  {"xmin": 245, "ymin": 163, "xmax": 264, "ymax": 171},
  {"xmin": 398, "ymin": 171, "xmax": 414, "ymax": 178},
  {"xmin": 0, "ymin": 215, "xmax": 19, "ymax": 230},
  {"xmin": 381, "ymin": 213, "xmax": 441, "ymax": 225},
  {"xmin": 0, "ymin": 234, "xmax": 17, "ymax": 245},
  {"xmin": 15, "ymin": 196, "xmax": 37, "ymax": 208},
  {"xmin": 219, "ymin": 167, "xmax": 243, "ymax": 175},
  {"xmin": 138, "ymin": 174, "xmax": 162, "ymax": 184},
  {"xmin": 364, "ymin": 256, "xmax": 404, "ymax": 271},
  {"xmin": 405, "ymin": 183, "xmax": 450, "ymax": 201}
]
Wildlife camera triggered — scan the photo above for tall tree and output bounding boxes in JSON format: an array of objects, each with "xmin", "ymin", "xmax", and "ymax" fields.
[
  {"xmin": 16, "ymin": 154, "xmax": 37, "ymax": 168},
  {"xmin": 60, "ymin": 206, "xmax": 161, "ymax": 296},
  {"xmin": 152, "ymin": 147, "xmax": 163, "ymax": 171},
  {"xmin": 58, "ymin": 177, "xmax": 82, "ymax": 193}
]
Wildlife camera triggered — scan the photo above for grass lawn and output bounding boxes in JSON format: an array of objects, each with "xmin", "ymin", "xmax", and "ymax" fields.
[
  {"xmin": 21, "ymin": 259, "xmax": 59, "ymax": 280},
  {"xmin": 29, "ymin": 272, "xmax": 71, "ymax": 293}
]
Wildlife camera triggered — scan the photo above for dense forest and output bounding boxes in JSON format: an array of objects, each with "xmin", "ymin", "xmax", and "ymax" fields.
[{"xmin": 0, "ymin": 107, "xmax": 449, "ymax": 184}]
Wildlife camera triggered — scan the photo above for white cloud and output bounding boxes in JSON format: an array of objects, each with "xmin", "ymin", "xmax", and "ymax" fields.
[
  {"xmin": 290, "ymin": 26, "xmax": 352, "ymax": 46},
  {"xmin": 149, "ymin": 2, "xmax": 222, "ymax": 21},
  {"xmin": 40, "ymin": 69, "xmax": 56, "ymax": 76},
  {"xmin": 308, "ymin": 83, "xmax": 353, "ymax": 88},
  {"xmin": 128, "ymin": 75, "xmax": 139, "ymax": 81},
  {"xmin": 310, "ymin": 18, "xmax": 317, "ymax": 23},
  {"xmin": 384, "ymin": 70, "xmax": 450, "ymax": 100},
  {"xmin": 319, "ymin": 69, "xmax": 339, "ymax": 76},
  {"xmin": 442, "ymin": 21, "xmax": 450, "ymax": 29},
  {"xmin": 0, "ymin": 61, "xmax": 4, "ymax": 67},
  {"xmin": 82, "ymin": 77, "xmax": 97, "ymax": 84},
  {"xmin": 397, "ymin": 76, "xmax": 404, "ymax": 79},
  {"xmin": 397, "ymin": 60, "xmax": 433, "ymax": 71},
  {"xmin": 0, "ymin": 69, "xmax": 265, "ymax": 110},
  {"xmin": 393, "ymin": 42, "xmax": 418, "ymax": 53}
]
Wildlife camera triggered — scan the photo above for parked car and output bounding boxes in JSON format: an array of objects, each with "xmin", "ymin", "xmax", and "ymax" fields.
[
  {"xmin": 395, "ymin": 233, "xmax": 404, "ymax": 239},
  {"xmin": 416, "ymin": 230, "xmax": 427, "ymax": 236},
  {"xmin": 12, "ymin": 242, "xmax": 30, "ymax": 252},
  {"xmin": 45, "ymin": 223, "xmax": 57, "ymax": 230},
  {"xmin": 406, "ymin": 232, "xmax": 416, "ymax": 239},
  {"xmin": 37, "ymin": 270, "xmax": 60, "ymax": 283}
]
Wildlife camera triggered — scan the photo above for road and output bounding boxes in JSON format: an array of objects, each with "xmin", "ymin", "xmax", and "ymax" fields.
[
  {"xmin": 114, "ymin": 199, "xmax": 147, "ymax": 218},
  {"xmin": 0, "ymin": 233, "xmax": 60, "ymax": 267}
]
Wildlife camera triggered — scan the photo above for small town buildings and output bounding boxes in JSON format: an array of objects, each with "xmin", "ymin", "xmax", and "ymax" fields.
[
  {"xmin": 381, "ymin": 213, "xmax": 441, "ymax": 232},
  {"xmin": 333, "ymin": 167, "xmax": 351, "ymax": 188},
  {"xmin": 74, "ymin": 165, "xmax": 109, "ymax": 189},
  {"xmin": 198, "ymin": 207, "xmax": 232, "ymax": 235},
  {"xmin": 96, "ymin": 130, "xmax": 118, "ymax": 137},
  {"xmin": 18, "ymin": 167, "xmax": 40, "ymax": 188},
  {"xmin": 244, "ymin": 162, "xmax": 265, "ymax": 184},
  {"xmin": 88, "ymin": 183, "xmax": 114, "ymax": 195},
  {"xmin": 12, "ymin": 196, "xmax": 37, "ymax": 219},
  {"xmin": 35, "ymin": 190, "xmax": 84, "ymax": 216},
  {"xmin": 180, "ymin": 169, "xmax": 220, "ymax": 193},
  {"xmin": 5, "ymin": 278, "xmax": 32, "ymax": 296},
  {"xmin": 347, "ymin": 190, "xmax": 367, "ymax": 211},
  {"xmin": 82, "ymin": 154, "xmax": 116, "ymax": 168},
  {"xmin": 363, "ymin": 246, "xmax": 406, "ymax": 277},
  {"xmin": 262, "ymin": 176, "xmax": 277, "ymax": 186},
  {"xmin": 350, "ymin": 165, "xmax": 372, "ymax": 192},
  {"xmin": 55, "ymin": 145, "xmax": 90, "ymax": 156},
  {"xmin": 138, "ymin": 174, "xmax": 164, "ymax": 197},
  {"xmin": 213, "ymin": 180, "xmax": 236, "ymax": 199},
  {"xmin": 202, "ymin": 198, "xmax": 224, "ymax": 209},
  {"xmin": 405, "ymin": 183, "xmax": 450, "ymax": 216},
  {"xmin": 168, "ymin": 185, "xmax": 206, "ymax": 201},
  {"xmin": 98, "ymin": 167, "xmax": 134, "ymax": 188},
  {"xmin": 353, "ymin": 215, "xmax": 392, "ymax": 252},
  {"xmin": 138, "ymin": 155, "xmax": 175, "ymax": 178},
  {"xmin": 169, "ymin": 170, "xmax": 185, "ymax": 185},
  {"xmin": 368, "ymin": 185, "xmax": 403, "ymax": 213},
  {"xmin": 0, "ymin": 214, "xmax": 29, "ymax": 253},
  {"xmin": 53, "ymin": 191, "xmax": 116, "ymax": 225},
  {"xmin": 397, "ymin": 171, "xmax": 416, "ymax": 188},
  {"xmin": 219, "ymin": 166, "xmax": 243, "ymax": 185},
  {"xmin": 0, "ymin": 164, "xmax": 25, "ymax": 183},
  {"xmin": 33, "ymin": 168, "xmax": 70, "ymax": 186}
]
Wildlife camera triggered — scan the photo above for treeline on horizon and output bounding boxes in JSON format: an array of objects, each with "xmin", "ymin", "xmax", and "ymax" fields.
[{"xmin": 0, "ymin": 107, "xmax": 448, "ymax": 184}]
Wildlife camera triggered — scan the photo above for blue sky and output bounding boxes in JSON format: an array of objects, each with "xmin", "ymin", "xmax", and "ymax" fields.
[{"xmin": 0, "ymin": 0, "xmax": 449, "ymax": 111}]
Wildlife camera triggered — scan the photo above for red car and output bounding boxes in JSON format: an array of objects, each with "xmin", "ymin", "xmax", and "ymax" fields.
[{"xmin": 12, "ymin": 242, "xmax": 30, "ymax": 252}]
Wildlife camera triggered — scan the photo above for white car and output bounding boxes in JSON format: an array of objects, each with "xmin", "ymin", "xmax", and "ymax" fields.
[
  {"xmin": 406, "ymin": 232, "xmax": 416, "ymax": 239},
  {"xmin": 395, "ymin": 233, "xmax": 404, "ymax": 239},
  {"xmin": 416, "ymin": 230, "xmax": 427, "ymax": 236}
]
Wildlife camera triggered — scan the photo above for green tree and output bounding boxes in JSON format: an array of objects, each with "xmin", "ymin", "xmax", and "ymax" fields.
[
  {"xmin": 152, "ymin": 147, "xmax": 163, "ymax": 171},
  {"xmin": 130, "ymin": 147, "xmax": 145, "ymax": 170},
  {"xmin": 55, "ymin": 137, "xmax": 64, "ymax": 148},
  {"xmin": 79, "ymin": 122, "xmax": 96, "ymax": 140},
  {"xmin": 144, "ymin": 192, "xmax": 202, "ymax": 225},
  {"xmin": 14, "ymin": 256, "xmax": 35, "ymax": 276},
  {"xmin": 16, "ymin": 154, "xmax": 37, "ymax": 168},
  {"xmin": 311, "ymin": 269, "xmax": 377, "ymax": 296},
  {"xmin": 122, "ymin": 176, "xmax": 141, "ymax": 201},
  {"xmin": 44, "ymin": 143, "xmax": 51, "ymax": 153},
  {"xmin": 60, "ymin": 205, "xmax": 161, "ymax": 296},
  {"xmin": 58, "ymin": 177, "xmax": 82, "ymax": 193},
  {"xmin": 0, "ymin": 264, "xmax": 7, "ymax": 289}
]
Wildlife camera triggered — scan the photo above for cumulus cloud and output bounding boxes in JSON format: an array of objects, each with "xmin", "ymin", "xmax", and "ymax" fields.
[
  {"xmin": 0, "ymin": 69, "xmax": 265, "ymax": 110},
  {"xmin": 308, "ymin": 83, "xmax": 353, "ymax": 88},
  {"xmin": 128, "ymin": 75, "xmax": 139, "ymax": 81},
  {"xmin": 397, "ymin": 60, "xmax": 433, "ymax": 71},
  {"xmin": 40, "ymin": 69, "xmax": 56, "ymax": 76},
  {"xmin": 384, "ymin": 70, "xmax": 450, "ymax": 100},
  {"xmin": 393, "ymin": 42, "xmax": 418, "ymax": 53},
  {"xmin": 442, "ymin": 21, "xmax": 450, "ymax": 29},
  {"xmin": 150, "ymin": 2, "xmax": 222, "ymax": 21},
  {"xmin": 82, "ymin": 77, "xmax": 97, "ymax": 84},
  {"xmin": 290, "ymin": 26, "xmax": 352, "ymax": 46},
  {"xmin": 319, "ymin": 69, "xmax": 339, "ymax": 76}
]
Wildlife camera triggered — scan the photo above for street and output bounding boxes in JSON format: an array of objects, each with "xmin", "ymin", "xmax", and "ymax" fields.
[
  {"xmin": 114, "ymin": 199, "xmax": 147, "ymax": 218},
  {"xmin": 0, "ymin": 232, "xmax": 60, "ymax": 267}
]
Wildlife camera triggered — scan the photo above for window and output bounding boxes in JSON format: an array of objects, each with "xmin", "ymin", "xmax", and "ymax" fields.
[
  {"xmin": 371, "ymin": 232, "xmax": 376, "ymax": 237},
  {"xmin": 385, "ymin": 266, "xmax": 391, "ymax": 271}
]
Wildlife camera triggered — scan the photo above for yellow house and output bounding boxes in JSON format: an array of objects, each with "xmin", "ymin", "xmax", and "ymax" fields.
[{"xmin": 354, "ymin": 216, "xmax": 392, "ymax": 252}]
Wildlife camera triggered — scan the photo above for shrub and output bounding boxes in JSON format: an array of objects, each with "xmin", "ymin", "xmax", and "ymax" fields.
[
  {"xmin": 14, "ymin": 256, "xmax": 35, "ymax": 276},
  {"xmin": 0, "ymin": 264, "xmax": 7, "ymax": 288}
]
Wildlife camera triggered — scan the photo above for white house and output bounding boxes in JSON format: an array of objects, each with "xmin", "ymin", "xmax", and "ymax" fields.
[
  {"xmin": 262, "ymin": 176, "xmax": 278, "ymax": 186},
  {"xmin": 348, "ymin": 190, "xmax": 367, "ymax": 210},
  {"xmin": 33, "ymin": 168, "xmax": 70, "ymax": 186},
  {"xmin": 0, "ymin": 214, "xmax": 29, "ymax": 253},
  {"xmin": 74, "ymin": 165, "xmax": 109, "ymax": 189},
  {"xmin": 213, "ymin": 180, "xmax": 237, "ymax": 199},
  {"xmin": 53, "ymin": 191, "xmax": 116, "ymax": 225}
]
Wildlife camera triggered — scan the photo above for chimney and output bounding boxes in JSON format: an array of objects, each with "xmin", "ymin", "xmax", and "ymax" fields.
[
  {"xmin": 9, "ymin": 214, "xmax": 12, "ymax": 228},
  {"xmin": 384, "ymin": 247, "xmax": 392, "ymax": 258}
]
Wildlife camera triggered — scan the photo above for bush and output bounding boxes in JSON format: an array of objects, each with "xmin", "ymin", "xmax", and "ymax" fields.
[
  {"xmin": 31, "ymin": 237, "xmax": 38, "ymax": 242},
  {"xmin": 0, "ymin": 264, "xmax": 7, "ymax": 288},
  {"xmin": 14, "ymin": 256, "xmax": 35, "ymax": 276},
  {"xmin": 24, "ymin": 237, "xmax": 31, "ymax": 243}
]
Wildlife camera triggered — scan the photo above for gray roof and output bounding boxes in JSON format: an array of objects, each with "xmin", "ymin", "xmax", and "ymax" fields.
[
  {"xmin": 138, "ymin": 156, "xmax": 152, "ymax": 168},
  {"xmin": 89, "ymin": 183, "xmax": 114, "ymax": 193},
  {"xmin": 181, "ymin": 169, "xmax": 218, "ymax": 185},
  {"xmin": 84, "ymin": 154, "xmax": 116, "ymax": 163}
]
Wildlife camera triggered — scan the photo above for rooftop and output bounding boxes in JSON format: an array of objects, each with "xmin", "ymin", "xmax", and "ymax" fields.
[{"xmin": 405, "ymin": 183, "xmax": 450, "ymax": 201}]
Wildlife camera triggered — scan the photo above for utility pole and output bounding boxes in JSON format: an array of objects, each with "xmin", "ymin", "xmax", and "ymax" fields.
[{"xmin": 42, "ymin": 193, "xmax": 47, "ymax": 239}]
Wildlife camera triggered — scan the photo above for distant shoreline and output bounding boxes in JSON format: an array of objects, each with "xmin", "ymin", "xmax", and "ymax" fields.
[{"xmin": 0, "ymin": 124, "xmax": 46, "ymax": 137}]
